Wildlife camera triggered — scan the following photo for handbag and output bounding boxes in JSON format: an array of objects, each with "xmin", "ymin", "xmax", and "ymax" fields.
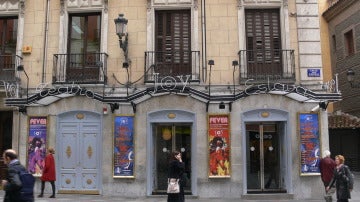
[{"xmin": 167, "ymin": 178, "xmax": 180, "ymax": 194}]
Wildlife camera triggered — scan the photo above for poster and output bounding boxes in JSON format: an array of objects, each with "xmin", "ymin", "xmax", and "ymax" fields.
[
  {"xmin": 299, "ymin": 112, "xmax": 321, "ymax": 176},
  {"xmin": 27, "ymin": 116, "xmax": 47, "ymax": 176},
  {"xmin": 113, "ymin": 115, "xmax": 135, "ymax": 178},
  {"xmin": 208, "ymin": 114, "xmax": 231, "ymax": 178}
]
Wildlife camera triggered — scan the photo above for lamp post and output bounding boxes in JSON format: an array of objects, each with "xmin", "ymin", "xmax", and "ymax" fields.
[
  {"xmin": 208, "ymin": 60, "xmax": 214, "ymax": 97},
  {"xmin": 17, "ymin": 65, "xmax": 28, "ymax": 104},
  {"xmin": 346, "ymin": 68, "xmax": 360, "ymax": 88},
  {"xmin": 232, "ymin": 60, "xmax": 239, "ymax": 99},
  {"xmin": 114, "ymin": 14, "xmax": 129, "ymax": 66}
]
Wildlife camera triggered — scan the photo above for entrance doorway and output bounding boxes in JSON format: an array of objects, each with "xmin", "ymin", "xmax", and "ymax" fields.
[
  {"xmin": 0, "ymin": 111, "xmax": 13, "ymax": 185},
  {"xmin": 246, "ymin": 123, "xmax": 284, "ymax": 193},
  {"xmin": 152, "ymin": 124, "xmax": 191, "ymax": 194},
  {"xmin": 57, "ymin": 111, "xmax": 102, "ymax": 194}
]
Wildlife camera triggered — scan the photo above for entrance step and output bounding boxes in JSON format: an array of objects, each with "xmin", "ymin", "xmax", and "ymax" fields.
[{"xmin": 242, "ymin": 193, "xmax": 294, "ymax": 200}]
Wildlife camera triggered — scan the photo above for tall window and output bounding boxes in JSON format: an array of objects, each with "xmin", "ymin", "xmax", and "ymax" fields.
[
  {"xmin": 344, "ymin": 30, "xmax": 354, "ymax": 56},
  {"xmin": 0, "ymin": 17, "xmax": 18, "ymax": 80},
  {"xmin": 66, "ymin": 13, "xmax": 101, "ymax": 82},
  {"xmin": 155, "ymin": 10, "xmax": 191, "ymax": 77},
  {"xmin": 245, "ymin": 9, "xmax": 282, "ymax": 76}
]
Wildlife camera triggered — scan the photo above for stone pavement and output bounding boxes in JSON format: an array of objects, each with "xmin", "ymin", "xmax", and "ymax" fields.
[{"xmin": 0, "ymin": 172, "xmax": 359, "ymax": 202}]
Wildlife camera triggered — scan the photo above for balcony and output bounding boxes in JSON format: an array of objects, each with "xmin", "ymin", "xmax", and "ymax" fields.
[
  {"xmin": 144, "ymin": 51, "xmax": 201, "ymax": 83},
  {"xmin": 0, "ymin": 54, "xmax": 22, "ymax": 82},
  {"xmin": 53, "ymin": 53, "xmax": 108, "ymax": 84},
  {"xmin": 238, "ymin": 49, "xmax": 295, "ymax": 83}
]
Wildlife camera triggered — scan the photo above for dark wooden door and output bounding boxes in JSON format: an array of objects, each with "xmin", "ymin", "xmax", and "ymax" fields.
[{"xmin": 0, "ymin": 111, "xmax": 13, "ymax": 188}]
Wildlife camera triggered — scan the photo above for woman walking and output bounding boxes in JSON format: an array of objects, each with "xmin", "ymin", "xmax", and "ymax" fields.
[
  {"xmin": 38, "ymin": 147, "xmax": 56, "ymax": 198},
  {"xmin": 326, "ymin": 155, "xmax": 354, "ymax": 202}
]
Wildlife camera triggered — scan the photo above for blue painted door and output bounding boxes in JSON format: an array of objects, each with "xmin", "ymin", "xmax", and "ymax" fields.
[{"xmin": 57, "ymin": 111, "xmax": 102, "ymax": 194}]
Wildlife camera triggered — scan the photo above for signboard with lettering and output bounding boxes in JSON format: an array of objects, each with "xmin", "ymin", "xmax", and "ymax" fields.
[
  {"xmin": 208, "ymin": 114, "xmax": 231, "ymax": 178},
  {"xmin": 307, "ymin": 69, "xmax": 321, "ymax": 77},
  {"xmin": 113, "ymin": 115, "xmax": 135, "ymax": 178},
  {"xmin": 27, "ymin": 116, "xmax": 48, "ymax": 176},
  {"xmin": 298, "ymin": 112, "xmax": 321, "ymax": 176}
]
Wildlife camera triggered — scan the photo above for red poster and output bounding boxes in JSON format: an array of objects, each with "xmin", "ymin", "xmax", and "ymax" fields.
[{"xmin": 208, "ymin": 114, "xmax": 230, "ymax": 178}]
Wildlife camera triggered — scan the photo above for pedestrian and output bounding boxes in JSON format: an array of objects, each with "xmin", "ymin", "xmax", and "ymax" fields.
[
  {"xmin": 38, "ymin": 147, "xmax": 56, "ymax": 198},
  {"xmin": 326, "ymin": 155, "xmax": 354, "ymax": 202},
  {"xmin": 167, "ymin": 151, "xmax": 185, "ymax": 202},
  {"xmin": 320, "ymin": 150, "xmax": 336, "ymax": 202},
  {"xmin": 1, "ymin": 149, "xmax": 34, "ymax": 202}
]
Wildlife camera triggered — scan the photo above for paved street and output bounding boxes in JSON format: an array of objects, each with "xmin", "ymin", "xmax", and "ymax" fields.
[{"xmin": 1, "ymin": 172, "xmax": 359, "ymax": 202}]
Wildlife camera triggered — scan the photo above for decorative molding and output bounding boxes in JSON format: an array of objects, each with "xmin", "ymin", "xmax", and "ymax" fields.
[
  {"xmin": 103, "ymin": 0, "xmax": 108, "ymax": 13},
  {"xmin": 193, "ymin": 0, "xmax": 198, "ymax": 10},
  {"xmin": 147, "ymin": 0, "xmax": 152, "ymax": 11},
  {"xmin": 283, "ymin": 0, "xmax": 288, "ymax": 7},
  {"xmin": 237, "ymin": 0, "xmax": 242, "ymax": 9},
  {"xmin": 60, "ymin": 0, "xmax": 65, "ymax": 15},
  {"xmin": 19, "ymin": 0, "xmax": 25, "ymax": 17}
]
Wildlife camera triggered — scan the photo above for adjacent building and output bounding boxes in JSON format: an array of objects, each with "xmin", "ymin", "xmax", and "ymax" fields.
[
  {"xmin": 322, "ymin": 0, "xmax": 360, "ymax": 171},
  {"xmin": 0, "ymin": 0, "xmax": 342, "ymax": 200}
]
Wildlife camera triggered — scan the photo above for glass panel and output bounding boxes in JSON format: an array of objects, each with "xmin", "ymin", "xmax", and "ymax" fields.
[
  {"xmin": 263, "ymin": 125, "xmax": 280, "ymax": 190},
  {"xmin": 0, "ymin": 18, "xmax": 17, "ymax": 54},
  {"xmin": 246, "ymin": 124, "xmax": 261, "ymax": 189}
]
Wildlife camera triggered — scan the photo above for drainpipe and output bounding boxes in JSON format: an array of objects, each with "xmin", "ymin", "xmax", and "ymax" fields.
[
  {"xmin": 201, "ymin": 0, "xmax": 207, "ymax": 82},
  {"xmin": 42, "ymin": 0, "xmax": 50, "ymax": 83}
]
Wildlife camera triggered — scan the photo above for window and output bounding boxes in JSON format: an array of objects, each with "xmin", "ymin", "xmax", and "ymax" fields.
[
  {"xmin": 344, "ymin": 30, "xmax": 354, "ymax": 56},
  {"xmin": 154, "ymin": 10, "xmax": 191, "ymax": 77},
  {"xmin": 0, "ymin": 17, "xmax": 18, "ymax": 80},
  {"xmin": 67, "ymin": 13, "xmax": 101, "ymax": 82},
  {"xmin": 245, "ymin": 9, "xmax": 282, "ymax": 77}
]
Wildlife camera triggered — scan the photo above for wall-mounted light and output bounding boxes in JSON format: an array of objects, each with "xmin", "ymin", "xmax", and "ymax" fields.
[
  {"xmin": 114, "ymin": 14, "xmax": 129, "ymax": 64},
  {"xmin": 110, "ymin": 103, "xmax": 119, "ymax": 113},
  {"xmin": 232, "ymin": 60, "xmax": 239, "ymax": 100},
  {"xmin": 346, "ymin": 68, "xmax": 360, "ymax": 88},
  {"xmin": 219, "ymin": 102, "xmax": 225, "ymax": 109},
  {"xmin": 19, "ymin": 106, "xmax": 27, "ymax": 114},
  {"xmin": 208, "ymin": 60, "xmax": 214, "ymax": 97},
  {"xmin": 17, "ymin": 65, "xmax": 29, "ymax": 104}
]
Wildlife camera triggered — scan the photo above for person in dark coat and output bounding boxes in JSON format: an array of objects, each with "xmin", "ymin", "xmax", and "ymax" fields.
[
  {"xmin": 167, "ymin": 151, "xmax": 185, "ymax": 202},
  {"xmin": 1, "ymin": 149, "xmax": 34, "ymax": 202},
  {"xmin": 326, "ymin": 155, "xmax": 354, "ymax": 202},
  {"xmin": 320, "ymin": 150, "xmax": 336, "ymax": 202},
  {"xmin": 38, "ymin": 147, "xmax": 56, "ymax": 198}
]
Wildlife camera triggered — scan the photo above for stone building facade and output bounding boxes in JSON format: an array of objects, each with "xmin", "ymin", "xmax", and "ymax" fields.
[{"xmin": 0, "ymin": 0, "xmax": 341, "ymax": 200}]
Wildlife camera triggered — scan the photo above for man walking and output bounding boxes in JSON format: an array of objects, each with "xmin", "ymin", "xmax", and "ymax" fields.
[
  {"xmin": 1, "ymin": 149, "xmax": 34, "ymax": 202},
  {"xmin": 319, "ymin": 150, "xmax": 336, "ymax": 202}
]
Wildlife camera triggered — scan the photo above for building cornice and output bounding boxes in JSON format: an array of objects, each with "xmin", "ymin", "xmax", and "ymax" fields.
[{"xmin": 322, "ymin": 0, "xmax": 357, "ymax": 22}]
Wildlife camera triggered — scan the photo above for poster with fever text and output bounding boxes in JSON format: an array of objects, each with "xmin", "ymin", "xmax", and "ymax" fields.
[
  {"xmin": 27, "ymin": 116, "xmax": 48, "ymax": 177},
  {"xmin": 208, "ymin": 114, "xmax": 231, "ymax": 178}
]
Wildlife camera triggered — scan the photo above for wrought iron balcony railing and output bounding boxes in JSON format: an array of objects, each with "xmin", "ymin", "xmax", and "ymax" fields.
[
  {"xmin": 53, "ymin": 53, "xmax": 108, "ymax": 84},
  {"xmin": 238, "ymin": 49, "xmax": 295, "ymax": 83},
  {"xmin": 0, "ymin": 54, "xmax": 22, "ymax": 82},
  {"xmin": 144, "ymin": 51, "xmax": 201, "ymax": 83}
]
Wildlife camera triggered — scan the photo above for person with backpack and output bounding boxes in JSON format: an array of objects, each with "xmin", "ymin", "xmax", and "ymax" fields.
[
  {"xmin": 1, "ymin": 149, "xmax": 35, "ymax": 202},
  {"xmin": 38, "ymin": 147, "xmax": 56, "ymax": 198}
]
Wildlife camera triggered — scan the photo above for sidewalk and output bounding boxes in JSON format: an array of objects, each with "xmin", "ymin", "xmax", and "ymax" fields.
[{"xmin": 1, "ymin": 172, "xmax": 359, "ymax": 202}]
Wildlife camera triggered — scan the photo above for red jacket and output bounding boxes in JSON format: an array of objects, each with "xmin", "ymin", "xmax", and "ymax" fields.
[
  {"xmin": 319, "ymin": 157, "xmax": 336, "ymax": 184},
  {"xmin": 41, "ymin": 154, "xmax": 56, "ymax": 181}
]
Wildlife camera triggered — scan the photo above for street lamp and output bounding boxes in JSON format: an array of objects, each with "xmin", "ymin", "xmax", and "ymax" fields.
[
  {"xmin": 114, "ymin": 14, "xmax": 129, "ymax": 66},
  {"xmin": 17, "ymin": 65, "xmax": 28, "ymax": 104},
  {"xmin": 346, "ymin": 68, "xmax": 360, "ymax": 88}
]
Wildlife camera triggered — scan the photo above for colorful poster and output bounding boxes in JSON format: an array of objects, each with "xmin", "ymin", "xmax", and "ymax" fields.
[
  {"xmin": 208, "ymin": 114, "xmax": 231, "ymax": 178},
  {"xmin": 113, "ymin": 115, "xmax": 135, "ymax": 178},
  {"xmin": 299, "ymin": 113, "xmax": 321, "ymax": 176},
  {"xmin": 27, "ymin": 116, "xmax": 47, "ymax": 176}
]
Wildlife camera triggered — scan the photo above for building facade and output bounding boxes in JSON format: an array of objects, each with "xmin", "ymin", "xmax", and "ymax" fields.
[
  {"xmin": 322, "ymin": 0, "xmax": 360, "ymax": 171},
  {"xmin": 0, "ymin": 0, "xmax": 341, "ymax": 200}
]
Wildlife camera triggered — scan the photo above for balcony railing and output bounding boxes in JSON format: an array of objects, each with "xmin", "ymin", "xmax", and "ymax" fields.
[
  {"xmin": 238, "ymin": 49, "xmax": 295, "ymax": 83},
  {"xmin": 0, "ymin": 54, "xmax": 22, "ymax": 82},
  {"xmin": 144, "ymin": 51, "xmax": 201, "ymax": 83},
  {"xmin": 53, "ymin": 53, "xmax": 108, "ymax": 84}
]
